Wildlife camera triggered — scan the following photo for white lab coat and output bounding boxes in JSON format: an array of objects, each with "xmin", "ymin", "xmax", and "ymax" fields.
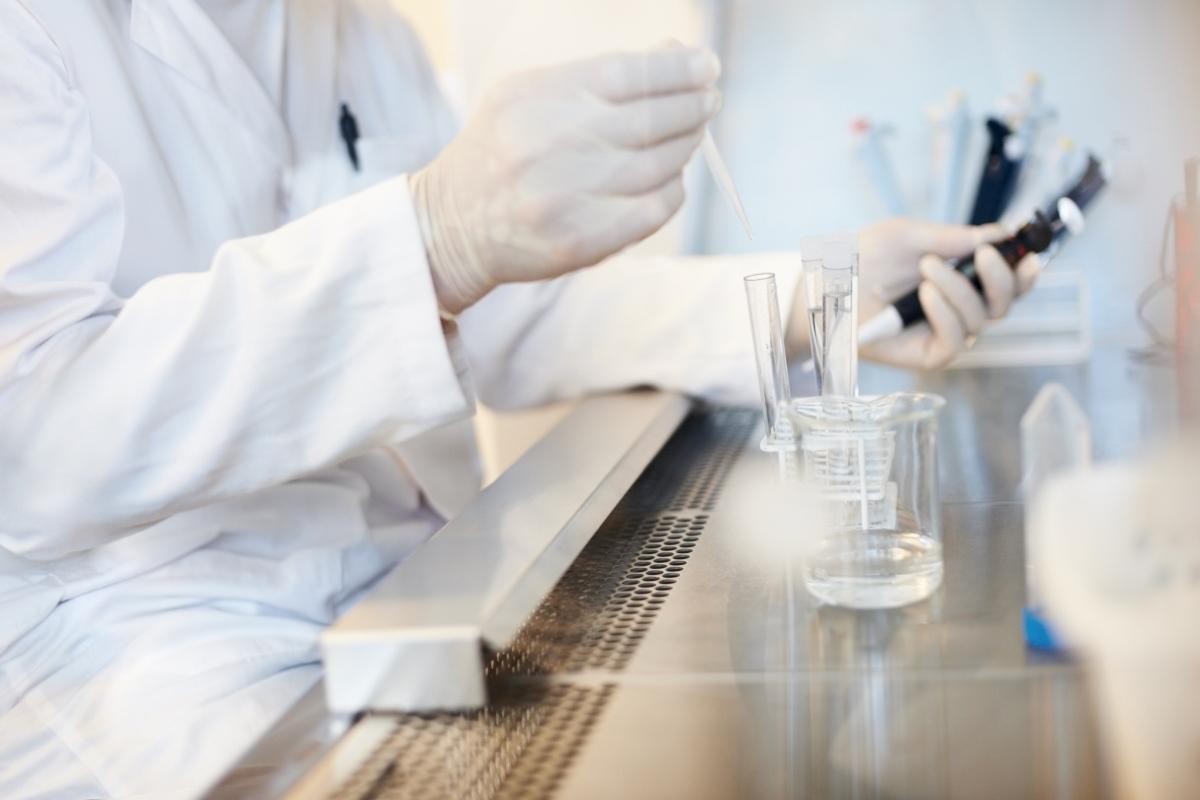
[{"xmin": 0, "ymin": 1, "xmax": 800, "ymax": 797}]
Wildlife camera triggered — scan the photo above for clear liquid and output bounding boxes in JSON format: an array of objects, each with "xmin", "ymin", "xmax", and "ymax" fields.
[
  {"xmin": 819, "ymin": 280, "xmax": 858, "ymax": 397},
  {"xmin": 804, "ymin": 529, "xmax": 942, "ymax": 609}
]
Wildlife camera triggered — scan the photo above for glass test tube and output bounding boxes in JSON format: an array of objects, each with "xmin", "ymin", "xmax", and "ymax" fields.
[
  {"xmin": 816, "ymin": 253, "xmax": 859, "ymax": 398},
  {"xmin": 802, "ymin": 256, "xmax": 825, "ymax": 391},
  {"xmin": 744, "ymin": 273, "xmax": 793, "ymax": 449}
]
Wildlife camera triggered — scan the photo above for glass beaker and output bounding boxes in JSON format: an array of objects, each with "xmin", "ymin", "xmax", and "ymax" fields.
[{"xmin": 786, "ymin": 392, "xmax": 946, "ymax": 609}]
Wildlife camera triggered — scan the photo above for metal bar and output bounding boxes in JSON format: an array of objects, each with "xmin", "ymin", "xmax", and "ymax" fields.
[{"xmin": 321, "ymin": 391, "xmax": 690, "ymax": 714}]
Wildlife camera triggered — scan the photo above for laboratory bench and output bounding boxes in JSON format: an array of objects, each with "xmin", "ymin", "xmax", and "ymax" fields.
[{"xmin": 204, "ymin": 342, "xmax": 1176, "ymax": 800}]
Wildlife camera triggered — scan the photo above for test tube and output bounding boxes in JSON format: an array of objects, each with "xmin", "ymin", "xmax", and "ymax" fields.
[
  {"xmin": 744, "ymin": 273, "xmax": 793, "ymax": 450},
  {"xmin": 816, "ymin": 246, "xmax": 859, "ymax": 398},
  {"xmin": 802, "ymin": 255, "xmax": 825, "ymax": 390}
]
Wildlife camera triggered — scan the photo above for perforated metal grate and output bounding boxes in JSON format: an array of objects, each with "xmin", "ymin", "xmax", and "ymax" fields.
[
  {"xmin": 327, "ymin": 685, "xmax": 613, "ymax": 800},
  {"xmin": 326, "ymin": 408, "xmax": 756, "ymax": 800},
  {"xmin": 488, "ymin": 513, "xmax": 707, "ymax": 676},
  {"xmin": 620, "ymin": 407, "xmax": 756, "ymax": 513}
]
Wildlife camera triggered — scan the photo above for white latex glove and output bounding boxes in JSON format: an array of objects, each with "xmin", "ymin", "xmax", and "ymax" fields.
[
  {"xmin": 855, "ymin": 219, "xmax": 1042, "ymax": 369},
  {"xmin": 411, "ymin": 47, "xmax": 722, "ymax": 313}
]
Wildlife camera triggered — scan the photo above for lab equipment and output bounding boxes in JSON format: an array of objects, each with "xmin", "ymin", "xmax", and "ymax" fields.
[
  {"xmin": 1001, "ymin": 136, "xmax": 1078, "ymax": 228},
  {"xmin": 804, "ymin": 246, "xmax": 859, "ymax": 398},
  {"xmin": 1029, "ymin": 441, "xmax": 1200, "ymax": 800},
  {"xmin": 801, "ymin": 254, "xmax": 825, "ymax": 383},
  {"xmin": 929, "ymin": 90, "xmax": 971, "ymax": 222},
  {"xmin": 1132, "ymin": 154, "xmax": 1190, "ymax": 364},
  {"xmin": 787, "ymin": 392, "xmax": 946, "ymax": 608},
  {"xmin": 744, "ymin": 273, "xmax": 793, "ymax": 450},
  {"xmin": 852, "ymin": 118, "xmax": 909, "ymax": 216},
  {"xmin": 1178, "ymin": 158, "xmax": 1200, "ymax": 418},
  {"xmin": 1011, "ymin": 73, "xmax": 1047, "ymax": 161},
  {"xmin": 1054, "ymin": 154, "xmax": 1107, "ymax": 238},
  {"xmin": 1020, "ymin": 383, "xmax": 1090, "ymax": 650},
  {"xmin": 702, "ymin": 128, "xmax": 754, "ymax": 239},
  {"xmin": 857, "ymin": 154, "xmax": 1106, "ymax": 349},
  {"xmin": 968, "ymin": 117, "xmax": 1023, "ymax": 224},
  {"xmin": 744, "ymin": 262, "xmax": 944, "ymax": 609}
]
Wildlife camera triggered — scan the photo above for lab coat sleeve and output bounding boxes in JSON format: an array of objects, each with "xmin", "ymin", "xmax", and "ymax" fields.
[
  {"xmin": 0, "ymin": 8, "xmax": 471, "ymax": 556},
  {"xmin": 458, "ymin": 253, "xmax": 804, "ymax": 410}
]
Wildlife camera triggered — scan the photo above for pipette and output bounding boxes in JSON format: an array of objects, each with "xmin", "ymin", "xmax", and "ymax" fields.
[
  {"xmin": 855, "ymin": 154, "xmax": 1106, "ymax": 350},
  {"xmin": 701, "ymin": 128, "xmax": 754, "ymax": 239}
]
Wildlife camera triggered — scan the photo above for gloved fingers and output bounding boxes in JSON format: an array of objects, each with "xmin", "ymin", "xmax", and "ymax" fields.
[
  {"xmin": 1015, "ymin": 252, "xmax": 1042, "ymax": 295},
  {"xmin": 571, "ymin": 47, "xmax": 721, "ymax": 102},
  {"xmin": 558, "ymin": 177, "xmax": 687, "ymax": 266},
  {"xmin": 973, "ymin": 244, "xmax": 1017, "ymax": 318},
  {"xmin": 622, "ymin": 175, "xmax": 687, "ymax": 244},
  {"xmin": 604, "ymin": 129, "xmax": 705, "ymax": 195},
  {"xmin": 602, "ymin": 89, "xmax": 720, "ymax": 148},
  {"xmin": 903, "ymin": 220, "xmax": 1008, "ymax": 258},
  {"xmin": 917, "ymin": 281, "xmax": 965, "ymax": 368},
  {"xmin": 918, "ymin": 254, "xmax": 986, "ymax": 336}
]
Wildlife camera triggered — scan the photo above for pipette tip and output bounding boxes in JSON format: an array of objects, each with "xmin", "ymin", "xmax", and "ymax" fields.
[{"xmin": 701, "ymin": 128, "xmax": 754, "ymax": 240}]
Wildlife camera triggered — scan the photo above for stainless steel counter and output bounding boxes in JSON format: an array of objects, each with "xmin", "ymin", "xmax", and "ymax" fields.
[{"xmin": 207, "ymin": 342, "xmax": 1177, "ymax": 800}]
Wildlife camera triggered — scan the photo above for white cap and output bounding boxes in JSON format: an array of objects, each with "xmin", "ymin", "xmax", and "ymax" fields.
[{"xmin": 1057, "ymin": 197, "xmax": 1086, "ymax": 236}]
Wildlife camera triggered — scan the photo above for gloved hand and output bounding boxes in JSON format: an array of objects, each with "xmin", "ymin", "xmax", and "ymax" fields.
[
  {"xmin": 855, "ymin": 219, "xmax": 1042, "ymax": 368},
  {"xmin": 411, "ymin": 47, "xmax": 722, "ymax": 314}
]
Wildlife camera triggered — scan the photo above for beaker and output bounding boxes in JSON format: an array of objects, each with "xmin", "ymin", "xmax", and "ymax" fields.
[{"xmin": 786, "ymin": 392, "xmax": 946, "ymax": 609}]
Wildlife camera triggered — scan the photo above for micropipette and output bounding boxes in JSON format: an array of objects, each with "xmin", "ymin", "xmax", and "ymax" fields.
[
  {"xmin": 968, "ymin": 117, "xmax": 1024, "ymax": 225},
  {"xmin": 856, "ymin": 154, "xmax": 1106, "ymax": 350},
  {"xmin": 929, "ymin": 90, "xmax": 970, "ymax": 223},
  {"xmin": 852, "ymin": 118, "xmax": 908, "ymax": 216},
  {"xmin": 702, "ymin": 128, "xmax": 754, "ymax": 239}
]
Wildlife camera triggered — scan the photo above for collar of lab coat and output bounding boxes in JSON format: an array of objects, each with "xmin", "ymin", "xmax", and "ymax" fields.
[{"xmin": 130, "ymin": 0, "xmax": 295, "ymax": 164}]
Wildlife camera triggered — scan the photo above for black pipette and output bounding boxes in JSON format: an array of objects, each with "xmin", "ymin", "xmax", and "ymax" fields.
[
  {"xmin": 857, "ymin": 154, "xmax": 1106, "ymax": 348},
  {"xmin": 968, "ymin": 117, "xmax": 1024, "ymax": 224}
]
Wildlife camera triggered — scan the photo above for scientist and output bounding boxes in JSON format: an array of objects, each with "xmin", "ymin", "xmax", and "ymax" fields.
[{"xmin": 0, "ymin": 2, "xmax": 1039, "ymax": 798}]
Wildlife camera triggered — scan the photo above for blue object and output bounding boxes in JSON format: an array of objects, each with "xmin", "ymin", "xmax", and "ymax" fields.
[{"xmin": 1023, "ymin": 607, "xmax": 1065, "ymax": 652}]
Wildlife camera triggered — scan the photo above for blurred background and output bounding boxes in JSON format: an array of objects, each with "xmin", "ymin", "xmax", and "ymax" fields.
[{"xmin": 391, "ymin": 0, "xmax": 1200, "ymax": 475}]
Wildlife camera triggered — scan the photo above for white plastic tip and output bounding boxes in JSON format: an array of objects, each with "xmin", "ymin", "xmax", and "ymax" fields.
[
  {"xmin": 1058, "ymin": 197, "xmax": 1086, "ymax": 236},
  {"xmin": 857, "ymin": 306, "xmax": 904, "ymax": 348},
  {"xmin": 1004, "ymin": 137, "xmax": 1026, "ymax": 161},
  {"xmin": 700, "ymin": 128, "xmax": 754, "ymax": 240}
]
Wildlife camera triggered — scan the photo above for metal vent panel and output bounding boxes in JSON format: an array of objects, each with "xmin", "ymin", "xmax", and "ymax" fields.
[
  {"xmin": 618, "ymin": 408, "xmax": 755, "ymax": 513},
  {"xmin": 488, "ymin": 513, "xmax": 706, "ymax": 676},
  {"xmin": 330, "ymin": 685, "xmax": 613, "ymax": 800}
]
